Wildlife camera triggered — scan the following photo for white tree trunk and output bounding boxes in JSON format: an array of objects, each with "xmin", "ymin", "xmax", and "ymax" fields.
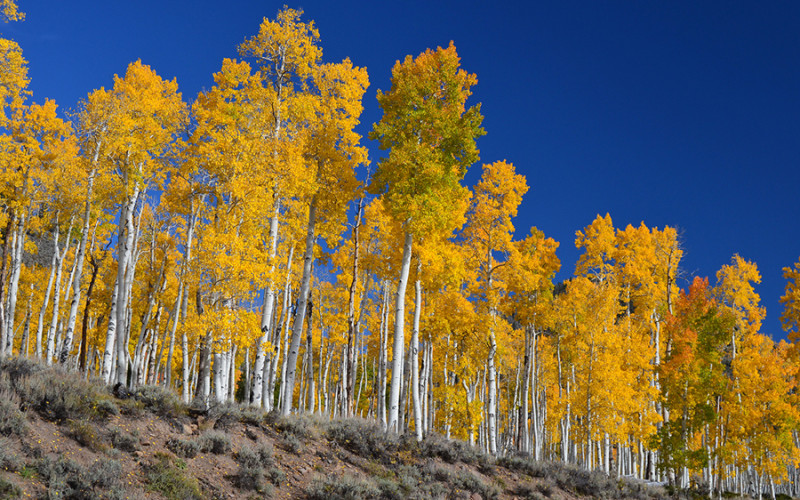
[
  {"xmin": 251, "ymin": 198, "xmax": 281, "ymax": 407},
  {"xmin": 4, "ymin": 213, "xmax": 26, "ymax": 355},
  {"xmin": 45, "ymin": 223, "xmax": 71, "ymax": 366},
  {"xmin": 35, "ymin": 229, "xmax": 59, "ymax": 360},
  {"xmin": 411, "ymin": 267, "xmax": 423, "ymax": 441},
  {"xmin": 387, "ymin": 230, "xmax": 413, "ymax": 432},
  {"xmin": 60, "ymin": 169, "xmax": 96, "ymax": 364},
  {"xmin": 281, "ymin": 196, "xmax": 317, "ymax": 416}
]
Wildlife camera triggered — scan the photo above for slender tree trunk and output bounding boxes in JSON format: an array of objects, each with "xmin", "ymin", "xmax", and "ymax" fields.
[
  {"xmin": 388, "ymin": 229, "xmax": 413, "ymax": 432},
  {"xmin": 0, "ymin": 214, "xmax": 16, "ymax": 358},
  {"xmin": 5, "ymin": 213, "xmax": 26, "ymax": 355},
  {"xmin": 46, "ymin": 221, "xmax": 73, "ymax": 365},
  {"xmin": 344, "ymin": 197, "xmax": 364, "ymax": 416},
  {"xmin": 251, "ymin": 198, "xmax": 281, "ymax": 407},
  {"xmin": 36, "ymin": 226, "xmax": 59, "ymax": 361},
  {"xmin": 281, "ymin": 196, "xmax": 317, "ymax": 416},
  {"xmin": 60, "ymin": 170, "xmax": 96, "ymax": 363},
  {"xmin": 411, "ymin": 261, "xmax": 423, "ymax": 441}
]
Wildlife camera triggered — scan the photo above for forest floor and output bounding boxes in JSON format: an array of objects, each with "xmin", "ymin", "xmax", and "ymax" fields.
[{"xmin": 0, "ymin": 357, "xmax": 737, "ymax": 499}]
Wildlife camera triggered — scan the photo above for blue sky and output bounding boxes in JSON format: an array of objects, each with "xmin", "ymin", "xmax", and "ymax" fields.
[{"xmin": 6, "ymin": 1, "xmax": 800, "ymax": 338}]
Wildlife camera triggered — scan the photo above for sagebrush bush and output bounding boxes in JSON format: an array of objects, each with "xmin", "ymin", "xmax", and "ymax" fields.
[
  {"xmin": 166, "ymin": 437, "xmax": 200, "ymax": 458},
  {"xmin": 0, "ymin": 477, "xmax": 21, "ymax": 499},
  {"xmin": 235, "ymin": 443, "xmax": 277, "ymax": 492},
  {"xmin": 197, "ymin": 430, "xmax": 232, "ymax": 455},
  {"xmin": 37, "ymin": 456, "xmax": 126, "ymax": 499},
  {"xmin": 326, "ymin": 418, "xmax": 399, "ymax": 462},
  {"xmin": 0, "ymin": 357, "xmax": 41, "ymax": 387},
  {"xmin": 109, "ymin": 426, "xmax": 140, "ymax": 452},
  {"xmin": 0, "ymin": 436, "xmax": 24, "ymax": 472},
  {"xmin": 514, "ymin": 483, "xmax": 548, "ymax": 500},
  {"xmin": 281, "ymin": 433, "xmax": 303, "ymax": 453},
  {"xmin": 306, "ymin": 473, "xmax": 382, "ymax": 500},
  {"xmin": 145, "ymin": 452, "xmax": 203, "ymax": 500},
  {"xmin": 67, "ymin": 419, "xmax": 106, "ymax": 452},
  {"xmin": 0, "ymin": 391, "xmax": 26, "ymax": 436},
  {"xmin": 269, "ymin": 412, "xmax": 321, "ymax": 439},
  {"xmin": 419, "ymin": 431, "xmax": 485, "ymax": 465},
  {"xmin": 134, "ymin": 385, "xmax": 184, "ymax": 417},
  {"xmin": 15, "ymin": 366, "xmax": 113, "ymax": 422},
  {"xmin": 450, "ymin": 469, "xmax": 499, "ymax": 499}
]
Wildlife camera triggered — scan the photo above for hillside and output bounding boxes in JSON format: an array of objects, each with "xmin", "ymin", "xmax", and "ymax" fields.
[{"xmin": 0, "ymin": 357, "xmax": 682, "ymax": 500}]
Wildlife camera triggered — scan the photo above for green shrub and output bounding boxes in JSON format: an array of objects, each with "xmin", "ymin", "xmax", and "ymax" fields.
[
  {"xmin": 419, "ymin": 432, "xmax": 484, "ymax": 465},
  {"xmin": 450, "ymin": 469, "xmax": 499, "ymax": 500},
  {"xmin": 145, "ymin": 452, "xmax": 203, "ymax": 500},
  {"xmin": 134, "ymin": 385, "xmax": 184, "ymax": 417},
  {"xmin": 269, "ymin": 412, "xmax": 321, "ymax": 439},
  {"xmin": 306, "ymin": 473, "xmax": 381, "ymax": 500},
  {"xmin": 326, "ymin": 418, "xmax": 399, "ymax": 462},
  {"xmin": 67, "ymin": 420, "xmax": 106, "ymax": 452},
  {"xmin": 0, "ymin": 392, "xmax": 26, "ymax": 436},
  {"xmin": 197, "ymin": 430, "xmax": 232, "ymax": 455},
  {"xmin": 166, "ymin": 437, "xmax": 200, "ymax": 458},
  {"xmin": 15, "ymin": 366, "xmax": 111, "ymax": 422},
  {"xmin": 109, "ymin": 426, "xmax": 140, "ymax": 452},
  {"xmin": 36, "ymin": 456, "xmax": 125, "ymax": 499},
  {"xmin": 0, "ymin": 356, "xmax": 41, "ymax": 387},
  {"xmin": 0, "ymin": 477, "xmax": 21, "ymax": 499},
  {"xmin": 236, "ymin": 445, "xmax": 278, "ymax": 491},
  {"xmin": 281, "ymin": 433, "xmax": 303, "ymax": 453},
  {"xmin": 0, "ymin": 437, "xmax": 23, "ymax": 472},
  {"xmin": 514, "ymin": 483, "xmax": 548, "ymax": 500}
]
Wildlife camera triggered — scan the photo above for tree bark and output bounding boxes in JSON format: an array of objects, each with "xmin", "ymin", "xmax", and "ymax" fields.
[
  {"xmin": 388, "ymin": 229, "xmax": 413, "ymax": 432},
  {"xmin": 281, "ymin": 196, "xmax": 317, "ymax": 415}
]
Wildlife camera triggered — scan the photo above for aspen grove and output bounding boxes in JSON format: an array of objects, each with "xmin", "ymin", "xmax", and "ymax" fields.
[{"xmin": 2, "ymin": 6, "xmax": 800, "ymax": 498}]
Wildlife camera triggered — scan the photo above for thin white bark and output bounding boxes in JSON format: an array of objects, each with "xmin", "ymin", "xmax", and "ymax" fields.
[
  {"xmin": 388, "ymin": 229, "xmax": 413, "ymax": 432},
  {"xmin": 281, "ymin": 196, "xmax": 317, "ymax": 415}
]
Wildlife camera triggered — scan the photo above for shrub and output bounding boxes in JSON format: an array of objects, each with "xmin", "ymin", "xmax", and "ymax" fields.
[
  {"xmin": 326, "ymin": 418, "xmax": 399, "ymax": 462},
  {"xmin": 235, "ymin": 443, "xmax": 278, "ymax": 492},
  {"xmin": 0, "ymin": 478, "xmax": 21, "ymax": 499},
  {"xmin": 197, "ymin": 430, "xmax": 232, "ymax": 455},
  {"xmin": 306, "ymin": 473, "xmax": 381, "ymax": 500},
  {"xmin": 0, "ymin": 392, "xmax": 26, "ymax": 436},
  {"xmin": 134, "ymin": 385, "xmax": 184, "ymax": 417},
  {"xmin": 0, "ymin": 437, "xmax": 23, "ymax": 472},
  {"xmin": 419, "ymin": 432, "xmax": 485, "ymax": 465},
  {"xmin": 514, "ymin": 483, "xmax": 548, "ymax": 500},
  {"xmin": 265, "ymin": 465, "xmax": 286, "ymax": 487},
  {"xmin": 269, "ymin": 412, "xmax": 321, "ymax": 439},
  {"xmin": 238, "ymin": 406, "xmax": 266, "ymax": 426},
  {"xmin": 109, "ymin": 427, "xmax": 140, "ymax": 452},
  {"xmin": 0, "ymin": 356, "xmax": 41, "ymax": 387},
  {"xmin": 450, "ymin": 469, "xmax": 499, "ymax": 500},
  {"xmin": 36, "ymin": 456, "xmax": 126, "ymax": 499},
  {"xmin": 281, "ymin": 433, "xmax": 303, "ymax": 453},
  {"xmin": 145, "ymin": 452, "xmax": 203, "ymax": 500},
  {"xmin": 15, "ymin": 366, "xmax": 113, "ymax": 423},
  {"xmin": 67, "ymin": 420, "xmax": 106, "ymax": 452},
  {"xmin": 166, "ymin": 437, "xmax": 200, "ymax": 459}
]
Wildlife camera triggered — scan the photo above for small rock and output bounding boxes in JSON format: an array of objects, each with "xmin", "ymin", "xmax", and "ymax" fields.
[
  {"xmin": 182, "ymin": 424, "xmax": 193, "ymax": 435},
  {"xmin": 134, "ymin": 451, "xmax": 144, "ymax": 458}
]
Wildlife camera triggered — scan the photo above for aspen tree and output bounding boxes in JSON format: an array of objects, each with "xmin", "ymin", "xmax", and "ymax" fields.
[
  {"xmin": 370, "ymin": 42, "xmax": 483, "ymax": 433},
  {"xmin": 237, "ymin": 7, "xmax": 321, "ymax": 408},
  {"xmin": 84, "ymin": 61, "xmax": 186, "ymax": 384},
  {"xmin": 282, "ymin": 59, "xmax": 368, "ymax": 415}
]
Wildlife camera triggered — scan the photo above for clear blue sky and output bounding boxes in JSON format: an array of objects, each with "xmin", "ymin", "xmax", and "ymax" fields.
[{"xmin": 6, "ymin": 1, "xmax": 800, "ymax": 339}]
